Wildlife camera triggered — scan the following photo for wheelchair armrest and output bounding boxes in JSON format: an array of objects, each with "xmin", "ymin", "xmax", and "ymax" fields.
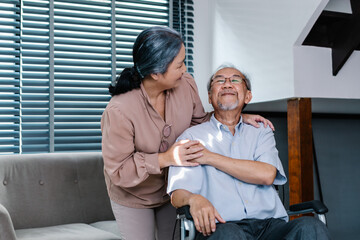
[
  {"xmin": 176, "ymin": 205, "xmax": 193, "ymax": 220},
  {"xmin": 289, "ymin": 200, "xmax": 328, "ymax": 215}
]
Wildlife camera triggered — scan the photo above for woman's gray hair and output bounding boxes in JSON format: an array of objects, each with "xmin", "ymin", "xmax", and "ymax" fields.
[{"xmin": 207, "ymin": 63, "xmax": 251, "ymax": 92}]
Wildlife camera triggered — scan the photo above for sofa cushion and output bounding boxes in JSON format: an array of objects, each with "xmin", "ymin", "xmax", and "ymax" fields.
[
  {"xmin": 90, "ymin": 220, "xmax": 122, "ymax": 238},
  {"xmin": 0, "ymin": 152, "xmax": 115, "ymax": 229},
  {"xmin": 15, "ymin": 223, "xmax": 122, "ymax": 240}
]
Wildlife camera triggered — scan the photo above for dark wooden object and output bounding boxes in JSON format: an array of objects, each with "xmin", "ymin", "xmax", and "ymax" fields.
[{"xmin": 287, "ymin": 98, "xmax": 314, "ymax": 207}]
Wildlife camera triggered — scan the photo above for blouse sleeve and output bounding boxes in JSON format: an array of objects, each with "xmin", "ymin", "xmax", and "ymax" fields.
[
  {"xmin": 183, "ymin": 72, "xmax": 211, "ymax": 126},
  {"xmin": 101, "ymin": 105, "xmax": 161, "ymax": 188}
]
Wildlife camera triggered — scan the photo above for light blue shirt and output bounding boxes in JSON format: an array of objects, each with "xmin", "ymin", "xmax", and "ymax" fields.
[{"xmin": 167, "ymin": 115, "xmax": 288, "ymax": 222}]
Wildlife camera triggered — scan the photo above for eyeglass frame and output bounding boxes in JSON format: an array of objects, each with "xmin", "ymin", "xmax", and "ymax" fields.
[
  {"xmin": 211, "ymin": 75, "xmax": 245, "ymax": 86},
  {"xmin": 207, "ymin": 71, "xmax": 251, "ymax": 92},
  {"xmin": 159, "ymin": 124, "xmax": 172, "ymax": 153}
]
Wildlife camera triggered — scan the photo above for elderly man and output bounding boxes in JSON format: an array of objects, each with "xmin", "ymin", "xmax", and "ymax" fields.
[{"xmin": 167, "ymin": 65, "xmax": 330, "ymax": 239}]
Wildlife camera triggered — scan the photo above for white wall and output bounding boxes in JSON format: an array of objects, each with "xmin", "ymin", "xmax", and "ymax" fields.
[
  {"xmin": 193, "ymin": 0, "xmax": 215, "ymax": 111},
  {"xmin": 294, "ymin": 47, "xmax": 360, "ymax": 99},
  {"xmin": 194, "ymin": 0, "xmax": 325, "ymax": 108},
  {"xmin": 293, "ymin": 0, "xmax": 360, "ymax": 100},
  {"xmin": 193, "ymin": 0, "xmax": 360, "ymax": 113}
]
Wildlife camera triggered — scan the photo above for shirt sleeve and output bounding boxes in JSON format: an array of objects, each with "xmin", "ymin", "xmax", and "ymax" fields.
[
  {"xmin": 167, "ymin": 165, "xmax": 203, "ymax": 195},
  {"xmin": 101, "ymin": 105, "xmax": 161, "ymax": 188},
  {"xmin": 254, "ymin": 126, "xmax": 287, "ymax": 185},
  {"xmin": 183, "ymin": 73, "xmax": 211, "ymax": 126},
  {"xmin": 167, "ymin": 130, "xmax": 203, "ymax": 195}
]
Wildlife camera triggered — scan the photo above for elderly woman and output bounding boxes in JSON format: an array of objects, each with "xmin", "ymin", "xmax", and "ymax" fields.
[{"xmin": 101, "ymin": 26, "xmax": 273, "ymax": 240}]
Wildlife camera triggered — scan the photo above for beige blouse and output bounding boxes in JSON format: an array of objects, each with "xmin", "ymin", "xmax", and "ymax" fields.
[{"xmin": 101, "ymin": 73, "xmax": 210, "ymax": 208}]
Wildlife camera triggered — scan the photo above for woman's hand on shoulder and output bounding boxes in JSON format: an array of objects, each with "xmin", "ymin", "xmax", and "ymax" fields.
[
  {"xmin": 158, "ymin": 139, "xmax": 204, "ymax": 168},
  {"xmin": 242, "ymin": 113, "xmax": 275, "ymax": 131}
]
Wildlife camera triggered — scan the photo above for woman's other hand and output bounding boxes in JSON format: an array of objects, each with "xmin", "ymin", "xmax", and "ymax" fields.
[
  {"xmin": 242, "ymin": 113, "xmax": 275, "ymax": 131},
  {"xmin": 158, "ymin": 140, "xmax": 204, "ymax": 168}
]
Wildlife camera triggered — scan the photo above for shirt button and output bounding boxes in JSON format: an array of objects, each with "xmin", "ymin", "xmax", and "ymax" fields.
[{"xmin": 238, "ymin": 182, "xmax": 242, "ymax": 186}]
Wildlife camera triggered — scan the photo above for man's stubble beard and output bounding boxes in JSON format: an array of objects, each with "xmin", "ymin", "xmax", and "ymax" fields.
[{"xmin": 217, "ymin": 100, "xmax": 239, "ymax": 111}]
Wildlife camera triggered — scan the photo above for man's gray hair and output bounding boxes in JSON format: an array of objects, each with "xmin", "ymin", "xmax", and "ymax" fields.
[{"xmin": 207, "ymin": 63, "xmax": 251, "ymax": 92}]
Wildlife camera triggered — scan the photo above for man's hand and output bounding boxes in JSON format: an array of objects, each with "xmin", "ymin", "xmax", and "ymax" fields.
[{"xmin": 188, "ymin": 194, "xmax": 226, "ymax": 236}]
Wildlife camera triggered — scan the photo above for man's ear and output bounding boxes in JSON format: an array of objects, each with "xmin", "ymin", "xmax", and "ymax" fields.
[
  {"xmin": 244, "ymin": 91, "xmax": 252, "ymax": 104},
  {"xmin": 208, "ymin": 92, "xmax": 212, "ymax": 104}
]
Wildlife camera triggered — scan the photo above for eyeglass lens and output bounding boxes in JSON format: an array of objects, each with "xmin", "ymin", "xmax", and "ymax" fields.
[
  {"xmin": 159, "ymin": 141, "xmax": 169, "ymax": 153},
  {"xmin": 159, "ymin": 124, "xmax": 171, "ymax": 152},
  {"xmin": 162, "ymin": 124, "xmax": 171, "ymax": 138}
]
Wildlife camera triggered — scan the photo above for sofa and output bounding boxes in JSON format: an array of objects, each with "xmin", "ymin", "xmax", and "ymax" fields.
[{"xmin": 0, "ymin": 152, "xmax": 122, "ymax": 240}]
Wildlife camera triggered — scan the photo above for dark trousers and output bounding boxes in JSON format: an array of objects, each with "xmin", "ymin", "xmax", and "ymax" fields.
[{"xmin": 195, "ymin": 217, "xmax": 331, "ymax": 240}]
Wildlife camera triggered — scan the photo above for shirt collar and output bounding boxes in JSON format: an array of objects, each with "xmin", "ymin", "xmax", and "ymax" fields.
[{"xmin": 210, "ymin": 114, "xmax": 243, "ymax": 132}]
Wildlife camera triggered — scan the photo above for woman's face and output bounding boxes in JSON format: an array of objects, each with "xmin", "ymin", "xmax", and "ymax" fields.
[{"xmin": 157, "ymin": 44, "xmax": 187, "ymax": 89}]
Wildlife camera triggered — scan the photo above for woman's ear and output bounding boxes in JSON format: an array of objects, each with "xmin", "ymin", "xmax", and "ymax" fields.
[{"xmin": 150, "ymin": 73, "xmax": 159, "ymax": 80}]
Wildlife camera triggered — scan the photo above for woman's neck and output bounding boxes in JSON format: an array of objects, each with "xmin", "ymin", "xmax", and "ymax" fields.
[
  {"xmin": 142, "ymin": 78, "xmax": 166, "ymax": 120},
  {"xmin": 142, "ymin": 77, "xmax": 165, "ymax": 99}
]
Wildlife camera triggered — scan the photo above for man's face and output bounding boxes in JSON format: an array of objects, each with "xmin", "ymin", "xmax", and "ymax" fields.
[{"xmin": 208, "ymin": 67, "xmax": 252, "ymax": 111}]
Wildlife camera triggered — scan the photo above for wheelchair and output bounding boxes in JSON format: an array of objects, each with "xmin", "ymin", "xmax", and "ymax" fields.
[{"xmin": 176, "ymin": 200, "xmax": 328, "ymax": 240}]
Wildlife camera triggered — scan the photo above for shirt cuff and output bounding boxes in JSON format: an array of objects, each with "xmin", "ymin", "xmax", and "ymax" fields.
[{"xmin": 144, "ymin": 153, "xmax": 162, "ymax": 175}]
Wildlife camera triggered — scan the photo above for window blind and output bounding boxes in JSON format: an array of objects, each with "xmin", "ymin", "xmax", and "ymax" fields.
[
  {"xmin": 172, "ymin": 0, "xmax": 194, "ymax": 73},
  {"xmin": 0, "ymin": 0, "xmax": 21, "ymax": 154},
  {"xmin": 52, "ymin": 0, "xmax": 112, "ymax": 152},
  {"xmin": 0, "ymin": 0, "xmax": 196, "ymax": 154},
  {"xmin": 115, "ymin": 0, "xmax": 169, "ymax": 76},
  {"xmin": 21, "ymin": 0, "xmax": 51, "ymax": 153}
]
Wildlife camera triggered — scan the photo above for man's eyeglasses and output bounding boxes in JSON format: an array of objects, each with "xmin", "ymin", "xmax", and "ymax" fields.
[
  {"xmin": 159, "ymin": 124, "xmax": 172, "ymax": 153},
  {"xmin": 211, "ymin": 75, "xmax": 250, "ymax": 90},
  {"xmin": 211, "ymin": 75, "xmax": 245, "ymax": 86}
]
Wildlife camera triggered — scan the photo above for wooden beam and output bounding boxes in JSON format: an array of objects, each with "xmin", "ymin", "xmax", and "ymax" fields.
[{"xmin": 287, "ymin": 98, "xmax": 314, "ymax": 206}]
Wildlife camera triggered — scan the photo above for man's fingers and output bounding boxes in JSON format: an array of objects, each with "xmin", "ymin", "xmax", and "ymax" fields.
[
  {"xmin": 209, "ymin": 215, "xmax": 216, "ymax": 233},
  {"xmin": 197, "ymin": 215, "xmax": 206, "ymax": 235},
  {"xmin": 193, "ymin": 218, "xmax": 201, "ymax": 233},
  {"xmin": 203, "ymin": 214, "xmax": 212, "ymax": 236},
  {"xmin": 215, "ymin": 210, "xmax": 226, "ymax": 223}
]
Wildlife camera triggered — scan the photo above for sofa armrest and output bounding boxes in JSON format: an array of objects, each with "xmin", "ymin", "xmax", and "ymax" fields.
[{"xmin": 0, "ymin": 203, "xmax": 17, "ymax": 240}]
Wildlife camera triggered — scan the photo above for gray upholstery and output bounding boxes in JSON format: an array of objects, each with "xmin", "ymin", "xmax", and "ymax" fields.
[
  {"xmin": 15, "ymin": 223, "xmax": 120, "ymax": 240},
  {"xmin": 0, "ymin": 152, "xmax": 121, "ymax": 240}
]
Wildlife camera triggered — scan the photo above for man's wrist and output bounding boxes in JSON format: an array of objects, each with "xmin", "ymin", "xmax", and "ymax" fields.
[
  {"xmin": 206, "ymin": 152, "xmax": 218, "ymax": 166},
  {"xmin": 188, "ymin": 193, "xmax": 199, "ymax": 206}
]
